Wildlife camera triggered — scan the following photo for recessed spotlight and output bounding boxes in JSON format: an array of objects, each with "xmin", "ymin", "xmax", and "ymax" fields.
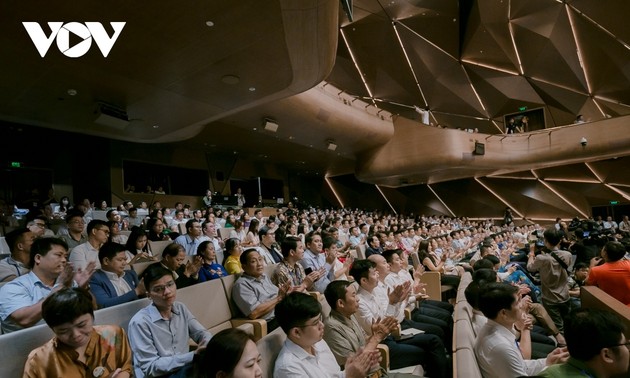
[
  {"xmin": 205, "ymin": 21, "xmax": 214, "ymax": 27},
  {"xmin": 253, "ymin": 127, "xmax": 257, "ymax": 131},
  {"xmin": 289, "ymin": 136, "xmax": 294, "ymax": 140},
  {"xmin": 67, "ymin": 89, "xmax": 77, "ymax": 96},
  {"xmin": 248, "ymin": 87, "xmax": 256, "ymax": 92},
  {"xmin": 152, "ymin": 125, "xmax": 159, "ymax": 129}
]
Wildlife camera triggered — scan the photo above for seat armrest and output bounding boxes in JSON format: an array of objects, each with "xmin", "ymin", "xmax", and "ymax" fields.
[
  {"xmin": 230, "ymin": 318, "xmax": 267, "ymax": 341},
  {"xmin": 377, "ymin": 343, "xmax": 389, "ymax": 371}
]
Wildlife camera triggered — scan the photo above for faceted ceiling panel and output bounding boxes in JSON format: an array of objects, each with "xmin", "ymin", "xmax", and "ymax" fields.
[
  {"xmin": 534, "ymin": 163, "xmax": 599, "ymax": 182},
  {"xmin": 429, "ymin": 179, "xmax": 509, "ymax": 218},
  {"xmin": 328, "ymin": 0, "xmax": 630, "ymax": 132}
]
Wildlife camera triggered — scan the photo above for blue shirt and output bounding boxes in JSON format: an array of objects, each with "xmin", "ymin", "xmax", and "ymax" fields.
[
  {"xmin": 174, "ymin": 234, "xmax": 202, "ymax": 256},
  {"xmin": 299, "ymin": 249, "xmax": 335, "ymax": 294},
  {"xmin": 198, "ymin": 263, "xmax": 228, "ymax": 282},
  {"xmin": 127, "ymin": 301, "xmax": 212, "ymax": 378},
  {"xmin": 0, "ymin": 271, "xmax": 59, "ymax": 333}
]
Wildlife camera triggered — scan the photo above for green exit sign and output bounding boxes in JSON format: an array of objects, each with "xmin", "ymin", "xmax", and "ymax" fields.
[
  {"xmin": 610, "ymin": 200, "xmax": 619, "ymax": 205},
  {"xmin": 519, "ymin": 106, "xmax": 528, "ymax": 111},
  {"xmin": 10, "ymin": 161, "xmax": 21, "ymax": 168}
]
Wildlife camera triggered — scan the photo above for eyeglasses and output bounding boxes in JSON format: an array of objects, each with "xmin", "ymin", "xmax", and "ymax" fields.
[
  {"xmin": 298, "ymin": 314, "xmax": 323, "ymax": 328},
  {"xmin": 608, "ymin": 341, "xmax": 630, "ymax": 349},
  {"xmin": 150, "ymin": 281, "xmax": 176, "ymax": 294}
]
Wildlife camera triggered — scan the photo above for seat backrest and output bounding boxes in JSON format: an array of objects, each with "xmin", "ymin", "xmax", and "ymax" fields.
[
  {"xmin": 0, "ymin": 237, "xmax": 10, "ymax": 255},
  {"xmin": 264, "ymin": 262, "xmax": 278, "ymax": 279},
  {"xmin": 218, "ymin": 228, "xmax": 231, "ymax": 241},
  {"xmin": 220, "ymin": 274, "xmax": 241, "ymax": 317},
  {"xmin": 419, "ymin": 271, "xmax": 442, "ymax": 301},
  {"xmin": 410, "ymin": 252, "xmax": 421, "ymax": 269},
  {"xmin": 256, "ymin": 328, "xmax": 286, "ymax": 378},
  {"xmin": 356, "ymin": 244, "xmax": 366, "ymax": 259},
  {"xmin": 94, "ymin": 297, "xmax": 151, "ymax": 332},
  {"xmin": 454, "ymin": 301, "xmax": 473, "ymax": 323},
  {"xmin": 454, "ymin": 347, "xmax": 482, "ymax": 378},
  {"xmin": 177, "ymin": 279, "xmax": 233, "ymax": 331},
  {"xmin": 454, "ymin": 318, "xmax": 476, "ymax": 352},
  {"xmin": 92, "ymin": 210, "xmax": 108, "ymax": 221},
  {"xmin": 148, "ymin": 240, "xmax": 171, "ymax": 257},
  {"xmin": 132, "ymin": 260, "xmax": 158, "ymax": 277},
  {"xmin": 0, "ymin": 323, "xmax": 54, "ymax": 377}
]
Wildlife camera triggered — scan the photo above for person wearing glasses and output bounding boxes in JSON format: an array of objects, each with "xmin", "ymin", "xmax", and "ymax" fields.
[
  {"xmin": 23, "ymin": 288, "xmax": 132, "ymax": 377},
  {"xmin": 475, "ymin": 282, "xmax": 569, "ymax": 378},
  {"xmin": 127, "ymin": 264, "xmax": 212, "ymax": 378},
  {"xmin": 273, "ymin": 292, "xmax": 379, "ymax": 378},
  {"xmin": 69, "ymin": 219, "xmax": 110, "ymax": 270},
  {"xmin": 58, "ymin": 210, "xmax": 88, "ymax": 251},
  {"xmin": 540, "ymin": 308, "xmax": 629, "ymax": 378}
]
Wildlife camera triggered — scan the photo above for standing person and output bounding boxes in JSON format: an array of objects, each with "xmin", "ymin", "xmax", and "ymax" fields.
[
  {"xmin": 235, "ymin": 188, "xmax": 246, "ymax": 208},
  {"xmin": 23, "ymin": 288, "xmax": 133, "ymax": 377},
  {"xmin": 527, "ymin": 228, "xmax": 572, "ymax": 335},
  {"xmin": 128, "ymin": 265, "xmax": 212, "ymax": 378},
  {"xmin": 202, "ymin": 189, "xmax": 213, "ymax": 209}
]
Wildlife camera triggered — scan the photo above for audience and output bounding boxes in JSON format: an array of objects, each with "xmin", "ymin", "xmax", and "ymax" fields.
[
  {"xmin": 160, "ymin": 243, "xmax": 201, "ymax": 289},
  {"xmin": 273, "ymin": 292, "xmax": 378, "ymax": 377},
  {"xmin": 195, "ymin": 328, "xmax": 262, "ymax": 378},
  {"xmin": 0, "ymin": 237, "xmax": 95, "ymax": 333},
  {"xmin": 174, "ymin": 219, "xmax": 203, "ymax": 256},
  {"xmin": 196, "ymin": 240, "xmax": 228, "ymax": 281},
  {"xmin": 89, "ymin": 242, "xmax": 145, "ymax": 308},
  {"xmin": 127, "ymin": 264, "xmax": 212, "ymax": 378},
  {"xmin": 587, "ymin": 240, "xmax": 630, "ymax": 306},
  {"xmin": 540, "ymin": 308, "xmax": 629, "ymax": 378},
  {"xmin": 69, "ymin": 219, "xmax": 109, "ymax": 270},
  {"xmin": 23, "ymin": 288, "xmax": 133, "ymax": 377},
  {"xmin": 58, "ymin": 210, "xmax": 88, "ymax": 251},
  {"xmin": 0, "ymin": 228, "xmax": 34, "ymax": 282},
  {"xmin": 224, "ymin": 238, "xmax": 244, "ymax": 275},
  {"xmin": 299, "ymin": 232, "xmax": 335, "ymax": 294}
]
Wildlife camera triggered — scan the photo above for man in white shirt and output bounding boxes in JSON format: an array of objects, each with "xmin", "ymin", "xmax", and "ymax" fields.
[
  {"xmin": 199, "ymin": 220, "xmax": 224, "ymax": 264},
  {"xmin": 273, "ymin": 292, "xmax": 377, "ymax": 378},
  {"xmin": 69, "ymin": 219, "xmax": 109, "ymax": 270},
  {"xmin": 349, "ymin": 259, "xmax": 449, "ymax": 377},
  {"xmin": 475, "ymin": 282, "xmax": 568, "ymax": 378}
]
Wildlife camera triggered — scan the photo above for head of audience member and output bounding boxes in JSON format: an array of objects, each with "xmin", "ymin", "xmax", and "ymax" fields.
[
  {"xmin": 601, "ymin": 241, "xmax": 626, "ymax": 263},
  {"xmin": 42, "ymin": 288, "xmax": 95, "ymax": 350},
  {"xmin": 276, "ymin": 292, "xmax": 323, "ymax": 349},
  {"xmin": 185, "ymin": 219, "xmax": 202, "ymax": 239},
  {"xmin": 368, "ymin": 234, "xmax": 380, "ymax": 250},
  {"xmin": 197, "ymin": 241, "xmax": 217, "ymax": 264},
  {"xmin": 478, "ymin": 282, "xmax": 520, "ymax": 324},
  {"xmin": 107, "ymin": 220, "xmax": 122, "ymax": 241},
  {"xmin": 482, "ymin": 255, "xmax": 500, "ymax": 271},
  {"xmin": 564, "ymin": 308, "xmax": 629, "ymax": 377},
  {"xmin": 143, "ymin": 264, "xmax": 177, "ymax": 311},
  {"xmin": 105, "ymin": 209, "xmax": 121, "ymax": 223},
  {"xmin": 247, "ymin": 219, "xmax": 259, "ymax": 236},
  {"xmin": 464, "ymin": 281, "xmax": 483, "ymax": 310},
  {"xmin": 543, "ymin": 228, "xmax": 562, "ymax": 249},
  {"xmin": 322, "ymin": 236, "xmax": 338, "ymax": 255},
  {"xmin": 305, "ymin": 232, "xmax": 323, "ymax": 254},
  {"xmin": 5, "ymin": 228, "xmax": 35, "ymax": 262},
  {"xmin": 226, "ymin": 238, "xmax": 242, "ymax": 258},
  {"xmin": 161, "ymin": 243, "xmax": 186, "ymax": 272},
  {"xmin": 126, "ymin": 227, "xmax": 148, "ymax": 255},
  {"xmin": 29, "ymin": 237, "xmax": 69, "ymax": 283},
  {"xmin": 98, "ymin": 242, "xmax": 128, "ymax": 277},
  {"xmin": 368, "ymin": 254, "xmax": 389, "ymax": 280},
  {"xmin": 382, "ymin": 249, "xmax": 404, "ymax": 273},
  {"xmin": 573, "ymin": 262, "xmax": 590, "ymax": 282},
  {"xmin": 472, "ymin": 268, "xmax": 498, "ymax": 285},
  {"xmin": 472, "ymin": 258, "xmax": 494, "ymax": 272},
  {"xmin": 350, "ymin": 259, "xmax": 379, "ymax": 292},
  {"xmin": 324, "ymin": 280, "xmax": 359, "ymax": 318},
  {"xmin": 280, "ymin": 236, "xmax": 304, "ymax": 263},
  {"xmin": 65, "ymin": 210, "xmax": 85, "ymax": 234},
  {"xmin": 195, "ymin": 328, "xmax": 262, "ymax": 378},
  {"xmin": 27, "ymin": 216, "xmax": 48, "ymax": 237},
  {"xmin": 259, "ymin": 227, "xmax": 275, "ymax": 247},
  {"xmin": 87, "ymin": 219, "xmax": 110, "ymax": 245},
  {"xmin": 240, "ymin": 249, "xmax": 264, "ymax": 278}
]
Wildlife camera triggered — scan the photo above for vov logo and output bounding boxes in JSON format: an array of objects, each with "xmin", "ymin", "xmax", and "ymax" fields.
[{"xmin": 22, "ymin": 22, "xmax": 126, "ymax": 58}]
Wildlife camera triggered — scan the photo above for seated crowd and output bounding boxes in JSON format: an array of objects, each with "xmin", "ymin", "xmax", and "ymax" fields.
[{"xmin": 0, "ymin": 197, "xmax": 629, "ymax": 377}]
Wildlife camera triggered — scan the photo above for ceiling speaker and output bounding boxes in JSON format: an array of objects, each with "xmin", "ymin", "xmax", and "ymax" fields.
[
  {"xmin": 473, "ymin": 142, "xmax": 485, "ymax": 155},
  {"xmin": 263, "ymin": 119, "xmax": 278, "ymax": 132}
]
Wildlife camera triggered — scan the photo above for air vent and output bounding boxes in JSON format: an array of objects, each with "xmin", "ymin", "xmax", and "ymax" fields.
[{"xmin": 95, "ymin": 103, "xmax": 129, "ymax": 130}]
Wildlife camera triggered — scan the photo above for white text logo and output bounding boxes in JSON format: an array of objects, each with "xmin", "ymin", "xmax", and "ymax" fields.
[{"xmin": 22, "ymin": 22, "xmax": 126, "ymax": 58}]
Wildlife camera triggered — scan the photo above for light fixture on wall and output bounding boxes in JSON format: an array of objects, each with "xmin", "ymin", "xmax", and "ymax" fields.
[
  {"xmin": 263, "ymin": 118, "xmax": 278, "ymax": 132},
  {"xmin": 326, "ymin": 139, "xmax": 337, "ymax": 151}
]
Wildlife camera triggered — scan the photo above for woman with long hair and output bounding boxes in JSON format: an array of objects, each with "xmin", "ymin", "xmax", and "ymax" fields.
[
  {"xmin": 241, "ymin": 218, "xmax": 260, "ymax": 247},
  {"xmin": 124, "ymin": 227, "xmax": 157, "ymax": 264}
]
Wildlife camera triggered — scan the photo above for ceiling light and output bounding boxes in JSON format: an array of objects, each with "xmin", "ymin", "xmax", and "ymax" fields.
[
  {"xmin": 326, "ymin": 139, "xmax": 338, "ymax": 151},
  {"xmin": 67, "ymin": 89, "xmax": 77, "ymax": 96},
  {"xmin": 152, "ymin": 125, "xmax": 159, "ymax": 129},
  {"xmin": 249, "ymin": 87, "xmax": 256, "ymax": 92},
  {"xmin": 263, "ymin": 118, "xmax": 278, "ymax": 132},
  {"xmin": 205, "ymin": 21, "xmax": 214, "ymax": 27}
]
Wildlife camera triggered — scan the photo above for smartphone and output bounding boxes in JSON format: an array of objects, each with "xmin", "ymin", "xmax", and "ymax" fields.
[{"xmin": 304, "ymin": 267, "xmax": 313, "ymax": 275}]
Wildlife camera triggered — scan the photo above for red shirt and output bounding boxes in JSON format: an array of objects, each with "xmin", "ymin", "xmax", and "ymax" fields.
[{"xmin": 587, "ymin": 259, "xmax": 630, "ymax": 306}]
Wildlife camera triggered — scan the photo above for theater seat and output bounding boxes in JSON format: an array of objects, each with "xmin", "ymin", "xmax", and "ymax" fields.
[
  {"xmin": 220, "ymin": 274, "xmax": 268, "ymax": 341},
  {"xmin": 256, "ymin": 327, "xmax": 286, "ymax": 378}
]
